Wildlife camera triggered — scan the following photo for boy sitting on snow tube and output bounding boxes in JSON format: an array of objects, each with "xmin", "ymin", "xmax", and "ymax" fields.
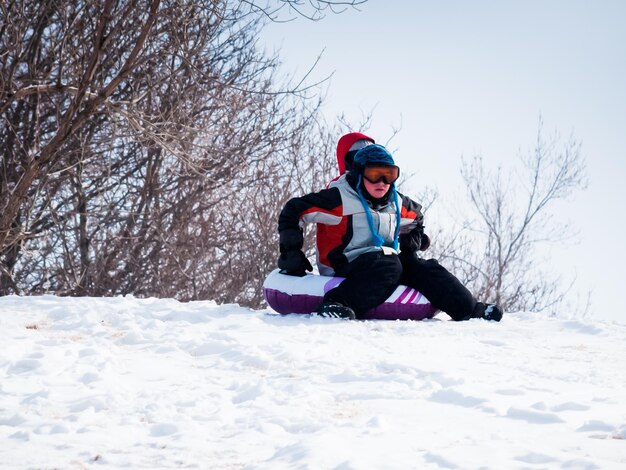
[{"xmin": 276, "ymin": 138, "xmax": 503, "ymax": 322}]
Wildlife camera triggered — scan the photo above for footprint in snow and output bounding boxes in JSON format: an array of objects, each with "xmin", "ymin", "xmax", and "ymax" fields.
[
  {"xmin": 506, "ymin": 407, "xmax": 563, "ymax": 424},
  {"xmin": 480, "ymin": 339, "xmax": 507, "ymax": 347},
  {"xmin": 429, "ymin": 389, "xmax": 486, "ymax": 408},
  {"xmin": 516, "ymin": 452, "xmax": 558, "ymax": 464},
  {"xmin": 231, "ymin": 383, "xmax": 264, "ymax": 404},
  {"xmin": 9, "ymin": 431, "xmax": 29, "ymax": 441},
  {"xmin": 561, "ymin": 320, "xmax": 603, "ymax": 335},
  {"xmin": 80, "ymin": 372, "xmax": 100, "ymax": 384},
  {"xmin": 78, "ymin": 348, "xmax": 99, "ymax": 357},
  {"xmin": 550, "ymin": 402, "xmax": 590, "ymax": 412},
  {"xmin": 576, "ymin": 420, "xmax": 615, "ymax": 432},
  {"xmin": 495, "ymin": 388, "xmax": 525, "ymax": 396},
  {"xmin": 0, "ymin": 414, "xmax": 27, "ymax": 426},
  {"xmin": 34, "ymin": 423, "xmax": 70, "ymax": 435},
  {"xmin": 423, "ymin": 452, "xmax": 458, "ymax": 469},
  {"xmin": 69, "ymin": 397, "xmax": 107, "ymax": 413},
  {"xmin": 8, "ymin": 359, "xmax": 42, "ymax": 374},
  {"xmin": 150, "ymin": 423, "xmax": 178, "ymax": 436},
  {"xmin": 21, "ymin": 389, "xmax": 49, "ymax": 405}
]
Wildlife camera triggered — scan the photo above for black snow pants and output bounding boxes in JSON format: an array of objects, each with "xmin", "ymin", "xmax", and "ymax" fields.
[{"xmin": 323, "ymin": 251, "xmax": 477, "ymax": 320}]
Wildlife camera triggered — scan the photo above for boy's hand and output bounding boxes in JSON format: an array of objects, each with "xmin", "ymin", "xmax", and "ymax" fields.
[
  {"xmin": 278, "ymin": 250, "xmax": 313, "ymax": 277},
  {"xmin": 399, "ymin": 228, "xmax": 430, "ymax": 254}
]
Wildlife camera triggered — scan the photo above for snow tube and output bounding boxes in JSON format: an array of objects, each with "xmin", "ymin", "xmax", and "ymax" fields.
[{"xmin": 263, "ymin": 269, "xmax": 438, "ymax": 320}]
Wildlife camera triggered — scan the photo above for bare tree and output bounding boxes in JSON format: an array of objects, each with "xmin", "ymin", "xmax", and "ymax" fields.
[
  {"xmin": 432, "ymin": 121, "xmax": 587, "ymax": 313},
  {"xmin": 1, "ymin": 0, "xmax": 366, "ymax": 303},
  {"xmin": 242, "ymin": 0, "xmax": 367, "ymax": 21}
]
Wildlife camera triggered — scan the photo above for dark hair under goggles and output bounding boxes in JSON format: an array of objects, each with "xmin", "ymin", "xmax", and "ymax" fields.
[{"xmin": 362, "ymin": 165, "xmax": 400, "ymax": 184}]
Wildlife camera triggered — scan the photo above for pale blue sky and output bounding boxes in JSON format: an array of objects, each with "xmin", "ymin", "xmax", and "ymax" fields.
[{"xmin": 261, "ymin": 1, "xmax": 626, "ymax": 321}]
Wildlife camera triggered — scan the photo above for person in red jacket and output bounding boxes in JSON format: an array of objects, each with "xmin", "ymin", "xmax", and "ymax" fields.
[
  {"xmin": 277, "ymin": 142, "xmax": 503, "ymax": 322},
  {"xmin": 336, "ymin": 132, "xmax": 375, "ymax": 175}
]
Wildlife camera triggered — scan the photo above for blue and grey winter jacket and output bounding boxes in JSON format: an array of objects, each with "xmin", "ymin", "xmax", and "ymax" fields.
[{"xmin": 278, "ymin": 175, "xmax": 424, "ymax": 276}]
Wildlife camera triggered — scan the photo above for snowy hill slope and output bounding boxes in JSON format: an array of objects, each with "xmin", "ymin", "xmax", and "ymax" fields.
[{"xmin": 1, "ymin": 295, "xmax": 625, "ymax": 469}]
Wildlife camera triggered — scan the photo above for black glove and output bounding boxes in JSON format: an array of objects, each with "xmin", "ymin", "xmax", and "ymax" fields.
[
  {"xmin": 419, "ymin": 233, "xmax": 430, "ymax": 251},
  {"xmin": 400, "ymin": 227, "xmax": 430, "ymax": 254},
  {"xmin": 278, "ymin": 250, "xmax": 313, "ymax": 277}
]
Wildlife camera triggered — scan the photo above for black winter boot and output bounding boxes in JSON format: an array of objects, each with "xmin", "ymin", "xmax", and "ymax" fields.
[
  {"xmin": 315, "ymin": 301, "xmax": 356, "ymax": 320},
  {"xmin": 473, "ymin": 302, "xmax": 503, "ymax": 322}
]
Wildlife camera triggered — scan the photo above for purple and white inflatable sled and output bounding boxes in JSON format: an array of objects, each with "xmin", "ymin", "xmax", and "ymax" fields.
[{"xmin": 263, "ymin": 269, "xmax": 438, "ymax": 320}]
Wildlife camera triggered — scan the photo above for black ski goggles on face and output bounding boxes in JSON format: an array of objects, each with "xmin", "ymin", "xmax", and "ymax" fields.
[{"xmin": 362, "ymin": 165, "xmax": 400, "ymax": 184}]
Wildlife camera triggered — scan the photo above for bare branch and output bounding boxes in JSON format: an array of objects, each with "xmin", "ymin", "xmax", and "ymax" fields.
[{"xmin": 433, "ymin": 119, "xmax": 587, "ymax": 313}]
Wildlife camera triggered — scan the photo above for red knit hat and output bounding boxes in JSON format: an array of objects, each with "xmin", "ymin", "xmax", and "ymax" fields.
[{"xmin": 336, "ymin": 132, "xmax": 375, "ymax": 174}]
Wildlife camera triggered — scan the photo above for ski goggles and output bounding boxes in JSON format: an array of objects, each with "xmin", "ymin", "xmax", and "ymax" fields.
[{"xmin": 362, "ymin": 165, "xmax": 400, "ymax": 184}]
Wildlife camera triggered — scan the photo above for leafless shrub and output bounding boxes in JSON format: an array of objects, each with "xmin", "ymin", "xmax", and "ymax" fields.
[
  {"xmin": 1, "ymin": 0, "xmax": 363, "ymax": 306},
  {"xmin": 432, "ymin": 121, "xmax": 587, "ymax": 313}
]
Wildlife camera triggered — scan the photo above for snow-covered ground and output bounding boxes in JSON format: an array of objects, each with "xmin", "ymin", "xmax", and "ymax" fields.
[{"xmin": 1, "ymin": 296, "xmax": 625, "ymax": 469}]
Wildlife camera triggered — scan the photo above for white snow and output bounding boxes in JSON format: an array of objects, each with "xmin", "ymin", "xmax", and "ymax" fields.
[{"xmin": 1, "ymin": 295, "xmax": 625, "ymax": 469}]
